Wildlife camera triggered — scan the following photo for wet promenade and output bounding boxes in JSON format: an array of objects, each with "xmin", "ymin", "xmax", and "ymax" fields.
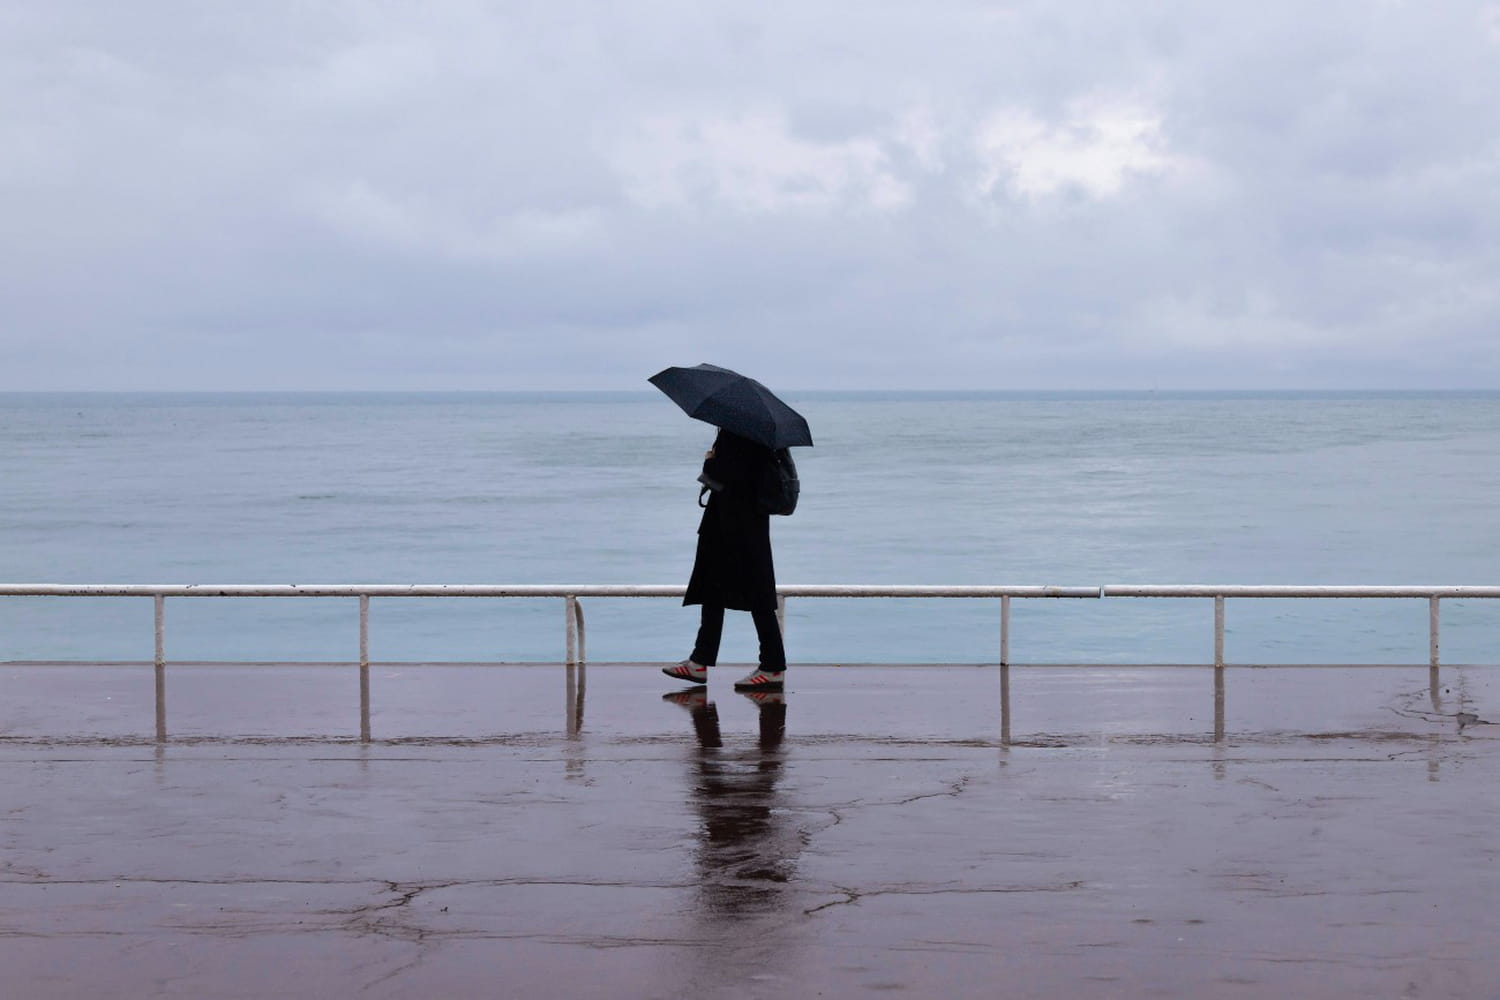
[{"xmin": 3, "ymin": 661, "xmax": 1499, "ymax": 998}]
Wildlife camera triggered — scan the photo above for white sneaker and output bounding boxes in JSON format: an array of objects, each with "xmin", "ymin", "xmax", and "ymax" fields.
[
  {"xmin": 733, "ymin": 668, "xmax": 785, "ymax": 691},
  {"xmin": 662, "ymin": 659, "xmax": 708, "ymax": 684}
]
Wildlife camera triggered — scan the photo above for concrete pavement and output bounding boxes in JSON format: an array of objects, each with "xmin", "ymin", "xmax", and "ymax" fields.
[{"xmin": 2, "ymin": 661, "xmax": 1499, "ymax": 998}]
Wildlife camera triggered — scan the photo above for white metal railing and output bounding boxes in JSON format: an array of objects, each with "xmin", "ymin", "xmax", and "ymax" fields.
[{"xmin": 3, "ymin": 583, "xmax": 1500, "ymax": 668}]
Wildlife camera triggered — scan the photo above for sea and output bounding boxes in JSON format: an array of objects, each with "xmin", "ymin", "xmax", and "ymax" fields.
[{"xmin": 3, "ymin": 390, "xmax": 1498, "ymax": 666}]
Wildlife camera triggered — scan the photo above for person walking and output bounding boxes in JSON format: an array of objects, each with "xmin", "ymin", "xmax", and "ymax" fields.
[
  {"xmin": 663, "ymin": 428, "xmax": 786, "ymax": 691},
  {"xmin": 649, "ymin": 363, "xmax": 810, "ymax": 690}
]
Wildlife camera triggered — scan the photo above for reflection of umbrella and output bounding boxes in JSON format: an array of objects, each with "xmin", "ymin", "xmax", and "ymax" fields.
[{"xmin": 649, "ymin": 364, "xmax": 813, "ymax": 450}]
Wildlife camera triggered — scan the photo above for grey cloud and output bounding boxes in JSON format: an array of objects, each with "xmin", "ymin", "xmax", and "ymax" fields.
[{"xmin": 2, "ymin": 0, "xmax": 1499, "ymax": 389}]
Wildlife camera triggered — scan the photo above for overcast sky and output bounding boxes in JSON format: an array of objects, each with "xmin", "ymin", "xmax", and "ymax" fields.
[{"xmin": 3, "ymin": 1, "xmax": 1498, "ymax": 390}]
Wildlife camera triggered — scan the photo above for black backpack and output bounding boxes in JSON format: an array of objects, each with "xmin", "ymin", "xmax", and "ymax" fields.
[{"xmin": 757, "ymin": 448, "xmax": 800, "ymax": 516}]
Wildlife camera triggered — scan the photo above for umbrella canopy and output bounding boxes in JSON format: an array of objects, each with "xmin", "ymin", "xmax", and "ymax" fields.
[{"xmin": 649, "ymin": 364, "xmax": 813, "ymax": 449}]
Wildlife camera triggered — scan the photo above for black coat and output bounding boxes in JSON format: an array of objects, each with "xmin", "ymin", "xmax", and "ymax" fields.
[{"xmin": 684, "ymin": 431, "xmax": 778, "ymax": 612}]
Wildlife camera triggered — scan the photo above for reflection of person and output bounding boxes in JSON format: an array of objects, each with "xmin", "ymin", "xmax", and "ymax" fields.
[
  {"xmin": 663, "ymin": 429, "xmax": 786, "ymax": 691},
  {"xmin": 663, "ymin": 689, "xmax": 795, "ymax": 921}
]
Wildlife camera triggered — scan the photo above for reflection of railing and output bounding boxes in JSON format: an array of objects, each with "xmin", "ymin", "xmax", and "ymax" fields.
[{"xmin": 4, "ymin": 583, "xmax": 1500, "ymax": 667}]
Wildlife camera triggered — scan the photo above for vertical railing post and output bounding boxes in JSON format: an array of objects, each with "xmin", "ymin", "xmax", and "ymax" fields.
[
  {"xmin": 1213, "ymin": 595, "xmax": 1226, "ymax": 740},
  {"xmin": 359, "ymin": 595, "xmax": 369, "ymax": 668},
  {"xmin": 358, "ymin": 594, "xmax": 371, "ymax": 742},
  {"xmin": 1000, "ymin": 595, "xmax": 1011, "ymax": 666},
  {"xmin": 776, "ymin": 594, "xmax": 786, "ymax": 637},
  {"xmin": 1428, "ymin": 595, "xmax": 1441, "ymax": 703},
  {"xmin": 154, "ymin": 594, "xmax": 165, "ymax": 668},
  {"xmin": 565, "ymin": 596, "xmax": 578, "ymax": 665},
  {"xmin": 153, "ymin": 584, "xmax": 167, "ymax": 742},
  {"xmin": 1213, "ymin": 596, "xmax": 1225, "ymax": 667},
  {"xmin": 1429, "ymin": 596, "xmax": 1440, "ymax": 669},
  {"xmin": 574, "ymin": 598, "xmax": 586, "ymax": 664}
]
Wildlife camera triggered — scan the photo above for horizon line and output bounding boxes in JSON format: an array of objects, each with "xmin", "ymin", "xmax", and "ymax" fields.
[{"xmin": 2, "ymin": 387, "xmax": 1499, "ymax": 396}]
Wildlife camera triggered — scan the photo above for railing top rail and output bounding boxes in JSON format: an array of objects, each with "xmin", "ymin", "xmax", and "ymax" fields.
[
  {"xmin": 1102, "ymin": 585, "xmax": 1500, "ymax": 598},
  {"xmin": 2, "ymin": 583, "xmax": 1499, "ymax": 598},
  {"xmin": 0, "ymin": 583, "xmax": 1100, "ymax": 598},
  {"xmin": 0, "ymin": 584, "xmax": 685, "ymax": 598}
]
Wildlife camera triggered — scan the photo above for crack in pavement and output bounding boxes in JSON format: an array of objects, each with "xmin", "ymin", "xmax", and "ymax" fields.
[
  {"xmin": 822, "ymin": 773, "xmax": 976, "ymax": 814},
  {"xmin": 803, "ymin": 879, "xmax": 1088, "ymax": 916},
  {"xmin": 345, "ymin": 880, "xmax": 434, "ymax": 942}
]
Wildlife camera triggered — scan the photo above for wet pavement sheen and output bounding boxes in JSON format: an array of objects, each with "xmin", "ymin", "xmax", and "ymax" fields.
[{"xmin": 3, "ymin": 662, "xmax": 1499, "ymax": 998}]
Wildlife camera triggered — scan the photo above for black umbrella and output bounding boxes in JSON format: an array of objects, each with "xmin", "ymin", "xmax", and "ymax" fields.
[{"xmin": 649, "ymin": 364, "xmax": 813, "ymax": 449}]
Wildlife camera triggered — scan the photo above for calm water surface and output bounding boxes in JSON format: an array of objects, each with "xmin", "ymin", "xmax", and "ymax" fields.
[{"xmin": 3, "ymin": 391, "xmax": 1498, "ymax": 664}]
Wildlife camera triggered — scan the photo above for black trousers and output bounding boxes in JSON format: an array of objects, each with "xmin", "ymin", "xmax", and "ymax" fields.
[{"xmin": 691, "ymin": 605, "xmax": 786, "ymax": 671}]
